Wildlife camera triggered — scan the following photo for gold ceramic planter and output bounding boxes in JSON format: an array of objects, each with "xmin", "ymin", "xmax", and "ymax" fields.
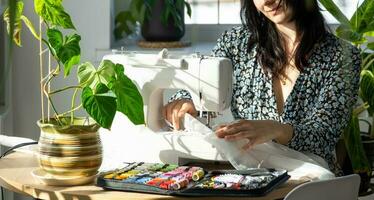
[{"xmin": 37, "ymin": 117, "xmax": 102, "ymax": 177}]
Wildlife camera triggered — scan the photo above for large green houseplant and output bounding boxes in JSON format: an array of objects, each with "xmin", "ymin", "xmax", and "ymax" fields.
[
  {"xmin": 4, "ymin": 0, "xmax": 145, "ymax": 128},
  {"xmin": 114, "ymin": 0, "xmax": 192, "ymax": 41},
  {"xmin": 3, "ymin": 0, "xmax": 145, "ymax": 181},
  {"xmin": 319, "ymin": 0, "xmax": 374, "ymax": 193}
]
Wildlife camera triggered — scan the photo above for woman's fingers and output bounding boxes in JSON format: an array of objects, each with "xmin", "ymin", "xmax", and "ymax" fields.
[
  {"xmin": 163, "ymin": 99, "xmax": 197, "ymax": 131},
  {"xmin": 226, "ymin": 119, "xmax": 252, "ymax": 130},
  {"xmin": 215, "ymin": 120, "xmax": 258, "ymax": 150},
  {"xmin": 241, "ymin": 139, "xmax": 255, "ymax": 150},
  {"xmin": 164, "ymin": 101, "xmax": 177, "ymax": 124},
  {"xmin": 224, "ymin": 131, "xmax": 250, "ymax": 141},
  {"xmin": 172, "ymin": 104, "xmax": 182, "ymax": 130},
  {"xmin": 215, "ymin": 120, "xmax": 283, "ymax": 150},
  {"xmin": 215, "ymin": 121, "xmax": 251, "ymax": 138}
]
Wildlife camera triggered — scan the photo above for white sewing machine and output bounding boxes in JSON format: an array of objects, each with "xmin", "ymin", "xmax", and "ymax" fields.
[
  {"xmin": 99, "ymin": 49, "xmax": 233, "ymax": 170},
  {"xmin": 103, "ymin": 49, "xmax": 232, "ymax": 131}
]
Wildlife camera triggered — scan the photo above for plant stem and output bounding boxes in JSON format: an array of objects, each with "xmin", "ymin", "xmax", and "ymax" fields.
[
  {"xmin": 362, "ymin": 54, "xmax": 373, "ymax": 66},
  {"xmin": 48, "ymin": 46, "xmax": 51, "ymax": 121},
  {"xmin": 43, "ymin": 88, "xmax": 62, "ymax": 125},
  {"xmin": 363, "ymin": 56, "xmax": 374, "ymax": 71},
  {"xmin": 39, "ymin": 17, "xmax": 44, "ymax": 123},
  {"xmin": 43, "ymin": 72, "xmax": 62, "ymax": 125},
  {"xmin": 49, "ymin": 85, "xmax": 82, "ymax": 95},
  {"xmin": 353, "ymin": 102, "xmax": 369, "ymax": 116},
  {"xmin": 70, "ymin": 88, "xmax": 79, "ymax": 124},
  {"xmin": 57, "ymin": 104, "xmax": 82, "ymax": 118}
]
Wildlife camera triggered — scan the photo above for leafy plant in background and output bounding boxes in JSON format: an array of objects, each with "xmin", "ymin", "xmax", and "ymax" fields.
[
  {"xmin": 2, "ymin": 0, "xmax": 145, "ymax": 129},
  {"xmin": 319, "ymin": 0, "xmax": 374, "ymax": 178},
  {"xmin": 114, "ymin": 0, "xmax": 192, "ymax": 40}
]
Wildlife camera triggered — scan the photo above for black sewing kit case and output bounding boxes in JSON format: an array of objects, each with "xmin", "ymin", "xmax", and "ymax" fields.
[{"xmin": 96, "ymin": 162, "xmax": 290, "ymax": 197}]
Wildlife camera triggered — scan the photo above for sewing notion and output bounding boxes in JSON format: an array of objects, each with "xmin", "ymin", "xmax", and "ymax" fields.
[{"xmin": 97, "ymin": 162, "xmax": 290, "ymax": 197}]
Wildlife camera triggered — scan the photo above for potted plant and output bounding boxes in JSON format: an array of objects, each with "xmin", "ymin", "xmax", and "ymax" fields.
[
  {"xmin": 319, "ymin": 0, "xmax": 374, "ymax": 194},
  {"xmin": 114, "ymin": 0, "xmax": 192, "ymax": 42},
  {"xmin": 3, "ymin": 0, "xmax": 144, "ymax": 183}
]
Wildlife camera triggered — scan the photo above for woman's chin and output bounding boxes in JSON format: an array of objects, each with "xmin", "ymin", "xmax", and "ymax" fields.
[{"xmin": 269, "ymin": 16, "xmax": 289, "ymax": 26}]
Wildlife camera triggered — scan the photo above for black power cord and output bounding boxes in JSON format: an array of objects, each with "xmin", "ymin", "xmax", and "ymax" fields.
[
  {"xmin": 0, "ymin": 141, "xmax": 38, "ymax": 200},
  {"xmin": 0, "ymin": 142, "xmax": 38, "ymax": 159}
]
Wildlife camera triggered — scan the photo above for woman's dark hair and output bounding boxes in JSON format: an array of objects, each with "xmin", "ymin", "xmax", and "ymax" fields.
[{"xmin": 240, "ymin": 0, "xmax": 327, "ymax": 79}]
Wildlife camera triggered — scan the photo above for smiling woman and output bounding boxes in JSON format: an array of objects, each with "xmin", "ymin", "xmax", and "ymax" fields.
[{"xmin": 164, "ymin": 0, "xmax": 361, "ymax": 177}]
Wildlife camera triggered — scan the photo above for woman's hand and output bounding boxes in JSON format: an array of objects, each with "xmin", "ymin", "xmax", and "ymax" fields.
[
  {"xmin": 215, "ymin": 120, "xmax": 294, "ymax": 150},
  {"xmin": 162, "ymin": 99, "xmax": 198, "ymax": 130}
]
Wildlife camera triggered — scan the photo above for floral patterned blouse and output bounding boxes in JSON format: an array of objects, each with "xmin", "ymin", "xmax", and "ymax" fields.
[{"xmin": 171, "ymin": 26, "xmax": 361, "ymax": 175}]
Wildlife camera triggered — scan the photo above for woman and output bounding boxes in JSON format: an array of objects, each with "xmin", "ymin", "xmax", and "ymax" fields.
[{"xmin": 163, "ymin": 0, "xmax": 360, "ymax": 175}]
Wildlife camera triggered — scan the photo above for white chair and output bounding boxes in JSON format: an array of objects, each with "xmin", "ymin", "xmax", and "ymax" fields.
[{"xmin": 284, "ymin": 174, "xmax": 361, "ymax": 200}]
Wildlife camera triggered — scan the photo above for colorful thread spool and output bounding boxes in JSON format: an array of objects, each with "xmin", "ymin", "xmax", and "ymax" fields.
[
  {"xmin": 148, "ymin": 163, "xmax": 165, "ymax": 171},
  {"xmin": 115, "ymin": 173, "xmax": 128, "ymax": 180},
  {"xmin": 192, "ymin": 169, "xmax": 205, "ymax": 181},
  {"xmin": 146, "ymin": 177, "xmax": 166, "ymax": 186},
  {"xmin": 104, "ymin": 173, "xmax": 115, "ymax": 179},
  {"xmin": 213, "ymin": 182, "xmax": 225, "ymax": 189},
  {"xmin": 160, "ymin": 164, "xmax": 178, "ymax": 172},
  {"xmin": 171, "ymin": 178, "xmax": 189, "ymax": 190},
  {"xmin": 135, "ymin": 177, "xmax": 153, "ymax": 184},
  {"xmin": 159, "ymin": 180, "xmax": 175, "ymax": 189}
]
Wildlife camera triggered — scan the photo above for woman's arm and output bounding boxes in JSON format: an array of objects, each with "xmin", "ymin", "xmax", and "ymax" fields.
[
  {"xmin": 215, "ymin": 45, "xmax": 360, "ymax": 152},
  {"xmin": 285, "ymin": 46, "xmax": 361, "ymax": 157}
]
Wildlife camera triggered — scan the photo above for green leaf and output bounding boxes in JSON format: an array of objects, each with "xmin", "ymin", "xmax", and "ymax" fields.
[
  {"xmin": 82, "ymin": 84, "xmax": 117, "ymax": 129},
  {"xmin": 143, "ymin": 0, "xmax": 154, "ymax": 22},
  {"xmin": 344, "ymin": 115, "xmax": 371, "ymax": 174},
  {"xmin": 145, "ymin": 0, "xmax": 157, "ymax": 8},
  {"xmin": 360, "ymin": 70, "xmax": 374, "ymax": 115},
  {"xmin": 97, "ymin": 60, "xmax": 116, "ymax": 85},
  {"xmin": 63, "ymin": 55, "xmax": 80, "ymax": 76},
  {"xmin": 139, "ymin": 5, "xmax": 147, "ymax": 24},
  {"xmin": 185, "ymin": 1, "xmax": 192, "ymax": 18},
  {"xmin": 77, "ymin": 62, "xmax": 97, "ymax": 87},
  {"xmin": 20, "ymin": 15, "xmax": 40, "ymax": 40},
  {"xmin": 367, "ymin": 42, "xmax": 374, "ymax": 51},
  {"xmin": 3, "ymin": 1, "xmax": 24, "ymax": 46},
  {"xmin": 34, "ymin": 0, "xmax": 75, "ymax": 29},
  {"xmin": 58, "ymin": 34, "xmax": 81, "ymax": 76},
  {"xmin": 46, "ymin": 30, "xmax": 80, "ymax": 76},
  {"xmin": 47, "ymin": 28, "xmax": 63, "ymax": 55},
  {"xmin": 318, "ymin": 0, "xmax": 351, "ymax": 27},
  {"xmin": 3, "ymin": 1, "xmax": 40, "ymax": 44},
  {"xmin": 114, "ymin": 11, "xmax": 136, "ymax": 40},
  {"xmin": 129, "ymin": 0, "xmax": 143, "ymax": 21},
  {"xmin": 5, "ymin": 0, "xmax": 16, "ymax": 48},
  {"xmin": 171, "ymin": 9, "xmax": 183, "ymax": 29},
  {"xmin": 336, "ymin": 25, "xmax": 365, "ymax": 44},
  {"xmin": 350, "ymin": 0, "xmax": 374, "ymax": 33},
  {"xmin": 161, "ymin": 6, "xmax": 170, "ymax": 26},
  {"xmin": 362, "ymin": 53, "xmax": 374, "ymax": 71},
  {"xmin": 364, "ymin": 31, "xmax": 374, "ymax": 37},
  {"xmin": 108, "ymin": 64, "xmax": 145, "ymax": 125},
  {"xmin": 175, "ymin": 0, "xmax": 184, "ymax": 9},
  {"xmin": 77, "ymin": 60, "xmax": 116, "ymax": 88}
]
